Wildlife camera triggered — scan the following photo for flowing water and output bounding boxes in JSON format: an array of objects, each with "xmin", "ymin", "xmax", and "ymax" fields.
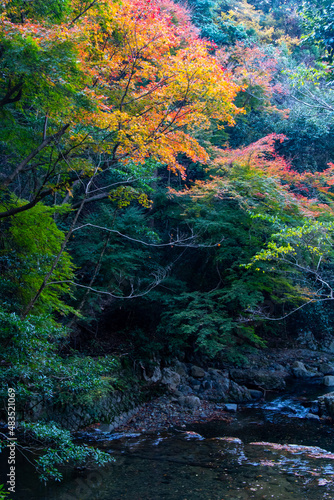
[{"xmin": 4, "ymin": 382, "xmax": 334, "ymax": 500}]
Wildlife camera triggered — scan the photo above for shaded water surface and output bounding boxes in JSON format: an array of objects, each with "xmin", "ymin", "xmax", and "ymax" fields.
[{"xmin": 4, "ymin": 384, "xmax": 334, "ymax": 500}]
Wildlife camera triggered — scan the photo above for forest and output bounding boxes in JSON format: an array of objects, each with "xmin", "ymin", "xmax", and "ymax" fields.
[{"xmin": 1, "ymin": 0, "xmax": 334, "ymax": 490}]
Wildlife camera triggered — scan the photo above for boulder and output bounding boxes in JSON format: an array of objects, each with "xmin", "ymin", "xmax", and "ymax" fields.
[
  {"xmin": 161, "ymin": 368, "xmax": 181, "ymax": 388},
  {"xmin": 188, "ymin": 377, "xmax": 201, "ymax": 390},
  {"xmin": 321, "ymin": 334, "xmax": 334, "ymax": 353},
  {"xmin": 292, "ymin": 361, "xmax": 318, "ymax": 379},
  {"xmin": 190, "ymin": 365, "xmax": 206, "ymax": 379},
  {"xmin": 230, "ymin": 368, "xmax": 288, "ymax": 390},
  {"xmin": 323, "ymin": 375, "xmax": 334, "ymax": 386},
  {"xmin": 178, "ymin": 395, "xmax": 201, "ymax": 409},
  {"xmin": 208, "ymin": 369, "xmax": 230, "ymax": 394},
  {"xmin": 306, "ymin": 413, "xmax": 320, "ymax": 421},
  {"xmin": 207, "ymin": 368, "xmax": 225, "ymax": 377},
  {"xmin": 249, "ymin": 389, "xmax": 263, "ymax": 400},
  {"xmin": 228, "ymin": 381, "xmax": 252, "ymax": 403},
  {"xmin": 174, "ymin": 361, "xmax": 188, "ymax": 378},
  {"xmin": 178, "ymin": 384, "xmax": 192, "ymax": 395},
  {"xmin": 296, "ymin": 330, "xmax": 318, "ymax": 350},
  {"xmin": 142, "ymin": 365, "xmax": 162, "ymax": 383},
  {"xmin": 224, "ymin": 404, "xmax": 238, "ymax": 412},
  {"xmin": 200, "ymin": 380, "xmax": 210, "ymax": 390},
  {"xmin": 319, "ymin": 363, "xmax": 334, "ymax": 375}
]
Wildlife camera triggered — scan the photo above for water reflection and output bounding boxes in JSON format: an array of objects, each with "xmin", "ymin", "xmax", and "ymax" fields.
[{"xmin": 5, "ymin": 386, "xmax": 334, "ymax": 500}]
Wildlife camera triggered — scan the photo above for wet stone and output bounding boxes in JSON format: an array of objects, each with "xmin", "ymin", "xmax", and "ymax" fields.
[
  {"xmin": 224, "ymin": 404, "xmax": 238, "ymax": 412},
  {"xmin": 323, "ymin": 375, "xmax": 334, "ymax": 386}
]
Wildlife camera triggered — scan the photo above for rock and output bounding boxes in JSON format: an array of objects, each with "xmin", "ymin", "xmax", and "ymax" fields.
[
  {"xmin": 224, "ymin": 404, "xmax": 238, "ymax": 412},
  {"xmin": 249, "ymin": 389, "xmax": 263, "ymax": 400},
  {"xmin": 321, "ymin": 334, "xmax": 334, "ymax": 353},
  {"xmin": 142, "ymin": 365, "xmax": 162, "ymax": 383},
  {"xmin": 228, "ymin": 381, "xmax": 252, "ymax": 403},
  {"xmin": 317, "ymin": 392, "xmax": 334, "ymax": 418},
  {"xmin": 319, "ymin": 363, "xmax": 334, "ymax": 375},
  {"xmin": 296, "ymin": 330, "xmax": 318, "ymax": 350},
  {"xmin": 292, "ymin": 361, "xmax": 318, "ymax": 378},
  {"xmin": 178, "ymin": 395, "xmax": 201, "ymax": 409},
  {"xmin": 202, "ymin": 380, "xmax": 212, "ymax": 390},
  {"xmin": 171, "ymin": 390, "xmax": 183, "ymax": 398},
  {"xmin": 178, "ymin": 384, "xmax": 192, "ymax": 395},
  {"xmin": 207, "ymin": 367, "xmax": 225, "ymax": 377},
  {"xmin": 190, "ymin": 365, "xmax": 206, "ymax": 379},
  {"xmin": 174, "ymin": 361, "xmax": 188, "ymax": 378},
  {"xmin": 208, "ymin": 369, "xmax": 230, "ymax": 396},
  {"xmin": 161, "ymin": 368, "xmax": 181, "ymax": 388},
  {"xmin": 188, "ymin": 377, "xmax": 201, "ymax": 391},
  {"xmin": 230, "ymin": 368, "xmax": 288, "ymax": 390},
  {"xmin": 323, "ymin": 375, "xmax": 334, "ymax": 386},
  {"xmin": 292, "ymin": 361, "xmax": 308, "ymax": 377},
  {"xmin": 306, "ymin": 413, "xmax": 320, "ymax": 421}
]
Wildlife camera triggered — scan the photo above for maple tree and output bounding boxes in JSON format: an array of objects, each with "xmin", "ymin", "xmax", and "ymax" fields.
[
  {"xmin": 0, "ymin": 0, "xmax": 242, "ymax": 220},
  {"xmin": 169, "ymin": 133, "xmax": 334, "ymax": 322}
]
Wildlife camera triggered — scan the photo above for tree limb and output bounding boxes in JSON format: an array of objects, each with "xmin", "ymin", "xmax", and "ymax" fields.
[
  {"xmin": 1, "ymin": 124, "xmax": 70, "ymax": 189},
  {"xmin": 0, "ymin": 188, "xmax": 54, "ymax": 219},
  {"xmin": 0, "ymin": 78, "xmax": 23, "ymax": 107},
  {"xmin": 69, "ymin": 0, "xmax": 98, "ymax": 25}
]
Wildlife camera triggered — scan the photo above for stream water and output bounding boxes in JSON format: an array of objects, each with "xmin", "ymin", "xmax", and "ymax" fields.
[{"xmin": 4, "ymin": 382, "xmax": 334, "ymax": 500}]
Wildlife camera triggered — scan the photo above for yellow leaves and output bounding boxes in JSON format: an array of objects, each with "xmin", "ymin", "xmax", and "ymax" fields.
[
  {"xmin": 70, "ymin": 0, "xmax": 243, "ymax": 166},
  {"xmin": 108, "ymin": 186, "xmax": 152, "ymax": 208},
  {"xmin": 277, "ymin": 35, "xmax": 300, "ymax": 52},
  {"xmin": 1, "ymin": 0, "xmax": 243, "ymax": 176}
]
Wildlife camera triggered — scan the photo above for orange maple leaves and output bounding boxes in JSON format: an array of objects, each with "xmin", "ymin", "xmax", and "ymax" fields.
[
  {"xmin": 78, "ymin": 0, "xmax": 243, "ymax": 173},
  {"xmin": 1, "ymin": 0, "xmax": 244, "ymax": 175}
]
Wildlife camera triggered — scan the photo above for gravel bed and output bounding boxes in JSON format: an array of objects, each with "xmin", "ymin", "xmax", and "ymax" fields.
[{"xmin": 100, "ymin": 395, "xmax": 233, "ymax": 433}]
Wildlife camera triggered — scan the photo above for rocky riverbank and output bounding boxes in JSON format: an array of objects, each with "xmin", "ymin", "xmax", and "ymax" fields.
[{"xmin": 83, "ymin": 348, "xmax": 334, "ymax": 435}]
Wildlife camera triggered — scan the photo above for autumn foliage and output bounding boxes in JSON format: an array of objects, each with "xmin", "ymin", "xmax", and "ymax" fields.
[
  {"xmin": 178, "ymin": 134, "xmax": 334, "ymax": 219},
  {"xmin": 0, "ymin": 0, "xmax": 243, "ymax": 197}
]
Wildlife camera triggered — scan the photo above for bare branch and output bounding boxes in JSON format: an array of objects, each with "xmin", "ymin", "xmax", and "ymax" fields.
[
  {"xmin": 244, "ymin": 297, "xmax": 334, "ymax": 322},
  {"xmin": 47, "ymin": 271, "xmax": 167, "ymax": 299},
  {"xmin": 0, "ymin": 78, "xmax": 23, "ymax": 107},
  {"xmin": 21, "ymin": 163, "xmax": 101, "ymax": 317},
  {"xmin": 72, "ymin": 222, "xmax": 224, "ymax": 248}
]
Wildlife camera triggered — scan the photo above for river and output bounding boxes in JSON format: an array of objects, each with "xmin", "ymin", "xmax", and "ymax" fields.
[{"xmin": 4, "ymin": 382, "xmax": 334, "ymax": 499}]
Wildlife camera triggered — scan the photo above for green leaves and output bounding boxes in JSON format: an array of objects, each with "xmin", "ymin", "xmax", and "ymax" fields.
[
  {"xmin": 0, "ymin": 310, "xmax": 122, "ymax": 408},
  {"xmin": 301, "ymin": 0, "xmax": 334, "ymax": 63},
  {"xmin": 0, "ymin": 201, "xmax": 74, "ymax": 315},
  {"xmin": 21, "ymin": 421, "xmax": 113, "ymax": 482},
  {"xmin": 159, "ymin": 289, "xmax": 265, "ymax": 358}
]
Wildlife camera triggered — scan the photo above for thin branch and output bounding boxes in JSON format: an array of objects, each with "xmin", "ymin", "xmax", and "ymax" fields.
[
  {"xmin": 244, "ymin": 297, "xmax": 334, "ymax": 322},
  {"xmin": 0, "ymin": 78, "xmax": 23, "ymax": 107},
  {"xmin": 43, "ymin": 115, "xmax": 48, "ymax": 141},
  {"xmin": 0, "ymin": 188, "xmax": 54, "ymax": 219},
  {"xmin": 47, "ymin": 277, "xmax": 165, "ymax": 299},
  {"xmin": 72, "ymin": 223, "xmax": 224, "ymax": 247}
]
